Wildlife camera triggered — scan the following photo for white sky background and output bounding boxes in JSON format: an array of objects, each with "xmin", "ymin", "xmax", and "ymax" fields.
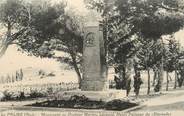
[
  {"xmin": 1, "ymin": 0, "xmax": 184, "ymax": 75},
  {"xmin": 65, "ymin": 0, "xmax": 87, "ymax": 13}
]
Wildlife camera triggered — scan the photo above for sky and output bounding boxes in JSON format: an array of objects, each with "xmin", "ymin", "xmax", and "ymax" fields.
[
  {"xmin": 53, "ymin": 0, "xmax": 89, "ymax": 15},
  {"xmin": 64, "ymin": 0, "xmax": 101, "ymax": 23},
  {"xmin": 174, "ymin": 30, "xmax": 184, "ymax": 46},
  {"xmin": 66, "ymin": 0, "xmax": 87, "ymax": 13}
]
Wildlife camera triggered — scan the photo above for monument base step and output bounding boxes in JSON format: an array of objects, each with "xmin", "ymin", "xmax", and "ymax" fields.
[{"xmin": 55, "ymin": 89, "xmax": 126, "ymax": 102}]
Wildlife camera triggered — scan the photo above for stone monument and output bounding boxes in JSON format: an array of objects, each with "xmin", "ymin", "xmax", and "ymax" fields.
[
  {"xmin": 55, "ymin": 21, "xmax": 126, "ymax": 101},
  {"xmin": 81, "ymin": 22, "xmax": 108, "ymax": 91}
]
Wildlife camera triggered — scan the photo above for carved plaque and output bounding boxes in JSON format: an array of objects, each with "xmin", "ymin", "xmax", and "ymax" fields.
[{"xmin": 85, "ymin": 32, "xmax": 96, "ymax": 47}]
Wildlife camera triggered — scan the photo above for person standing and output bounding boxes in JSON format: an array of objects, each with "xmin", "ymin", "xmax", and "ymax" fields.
[{"xmin": 133, "ymin": 72, "xmax": 143, "ymax": 97}]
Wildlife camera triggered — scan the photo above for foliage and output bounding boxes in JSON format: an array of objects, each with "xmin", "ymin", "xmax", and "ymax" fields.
[
  {"xmin": 85, "ymin": 0, "xmax": 184, "ymax": 69},
  {"xmin": 0, "ymin": 0, "xmax": 84, "ymax": 87},
  {"xmin": 136, "ymin": 39, "xmax": 163, "ymax": 70},
  {"xmin": 2, "ymin": 90, "xmax": 13, "ymax": 101},
  {"xmin": 105, "ymin": 99, "xmax": 138, "ymax": 111},
  {"xmin": 85, "ymin": 0, "xmax": 184, "ymax": 93},
  {"xmin": 18, "ymin": 92, "xmax": 25, "ymax": 100},
  {"xmin": 29, "ymin": 90, "xmax": 47, "ymax": 98},
  {"xmin": 0, "ymin": 0, "xmax": 29, "ymax": 28},
  {"xmin": 0, "ymin": 0, "xmax": 30, "ymax": 56},
  {"xmin": 47, "ymin": 87, "xmax": 53, "ymax": 94},
  {"xmin": 164, "ymin": 36, "xmax": 181, "ymax": 72},
  {"xmin": 31, "ymin": 97, "xmax": 138, "ymax": 111},
  {"xmin": 17, "ymin": 1, "xmax": 66, "ymax": 56}
]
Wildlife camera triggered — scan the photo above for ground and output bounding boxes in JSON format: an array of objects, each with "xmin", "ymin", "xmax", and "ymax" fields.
[
  {"xmin": 136, "ymin": 88, "xmax": 184, "ymax": 111},
  {"xmin": 0, "ymin": 87, "xmax": 184, "ymax": 115}
]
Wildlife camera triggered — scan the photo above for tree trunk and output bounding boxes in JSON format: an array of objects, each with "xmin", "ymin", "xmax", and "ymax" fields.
[
  {"xmin": 158, "ymin": 38, "xmax": 164, "ymax": 91},
  {"xmin": 0, "ymin": 23, "xmax": 12, "ymax": 57},
  {"xmin": 174, "ymin": 70, "xmax": 177, "ymax": 89},
  {"xmin": 169, "ymin": 75, "xmax": 172, "ymax": 81},
  {"xmin": 70, "ymin": 53, "xmax": 82, "ymax": 89},
  {"xmin": 158, "ymin": 64, "xmax": 164, "ymax": 91},
  {"xmin": 154, "ymin": 64, "xmax": 164, "ymax": 92},
  {"xmin": 166, "ymin": 71, "xmax": 169, "ymax": 91},
  {"xmin": 147, "ymin": 68, "xmax": 151, "ymax": 95},
  {"xmin": 125, "ymin": 62, "xmax": 132, "ymax": 97},
  {"xmin": 152, "ymin": 70, "xmax": 157, "ymax": 86}
]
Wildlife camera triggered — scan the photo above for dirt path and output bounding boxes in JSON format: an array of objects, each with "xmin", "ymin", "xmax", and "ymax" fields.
[{"xmin": 136, "ymin": 89, "xmax": 184, "ymax": 111}]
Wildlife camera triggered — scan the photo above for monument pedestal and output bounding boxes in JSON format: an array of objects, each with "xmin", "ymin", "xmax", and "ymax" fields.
[
  {"xmin": 81, "ymin": 79, "xmax": 109, "ymax": 91},
  {"xmin": 55, "ymin": 89, "xmax": 126, "ymax": 102}
]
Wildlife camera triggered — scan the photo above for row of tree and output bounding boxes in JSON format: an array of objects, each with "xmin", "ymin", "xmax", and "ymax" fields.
[
  {"xmin": 85, "ymin": 0, "xmax": 184, "ymax": 95},
  {"xmin": 1, "ymin": 0, "xmax": 184, "ymax": 96}
]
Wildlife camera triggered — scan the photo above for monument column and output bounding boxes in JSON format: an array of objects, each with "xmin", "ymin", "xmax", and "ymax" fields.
[
  {"xmin": 81, "ymin": 22, "xmax": 108, "ymax": 91},
  {"xmin": 56, "ymin": 22, "xmax": 126, "ymax": 101}
]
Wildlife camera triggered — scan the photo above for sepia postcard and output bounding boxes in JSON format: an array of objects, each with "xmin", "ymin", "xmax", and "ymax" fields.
[{"xmin": 0, "ymin": 0, "xmax": 184, "ymax": 116}]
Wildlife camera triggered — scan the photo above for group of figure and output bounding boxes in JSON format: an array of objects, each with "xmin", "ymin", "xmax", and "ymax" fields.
[
  {"xmin": 114, "ymin": 59, "xmax": 143, "ymax": 97},
  {"xmin": 114, "ymin": 72, "xmax": 143, "ymax": 96}
]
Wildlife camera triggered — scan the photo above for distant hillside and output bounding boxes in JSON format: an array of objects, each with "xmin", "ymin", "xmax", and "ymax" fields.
[{"xmin": 0, "ymin": 45, "xmax": 79, "ymax": 83}]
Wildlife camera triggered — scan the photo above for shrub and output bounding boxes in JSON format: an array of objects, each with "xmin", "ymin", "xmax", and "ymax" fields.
[
  {"xmin": 105, "ymin": 99, "xmax": 138, "ymax": 111},
  {"xmin": 29, "ymin": 90, "xmax": 46, "ymax": 98},
  {"xmin": 18, "ymin": 92, "xmax": 25, "ymax": 100},
  {"xmin": 2, "ymin": 90, "xmax": 14, "ymax": 101},
  {"xmin": 69, "ymin": 95, "xmax": 89, "ymax": 103},
  {"xmin": 47, "ymin": 87, "xmax": 53, "ymax": 94},
  {"xmin": 47, "ymin": 72, "xmax": 55, "ymax": 77},
  {"xmin": 0, "ymin": 92, "xmax": 5, "ymax": 101}
]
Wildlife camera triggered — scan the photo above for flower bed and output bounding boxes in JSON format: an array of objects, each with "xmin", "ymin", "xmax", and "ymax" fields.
[{"xmin": 29, "ymin": 95, "xmax": 138, "ymax": 111}]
